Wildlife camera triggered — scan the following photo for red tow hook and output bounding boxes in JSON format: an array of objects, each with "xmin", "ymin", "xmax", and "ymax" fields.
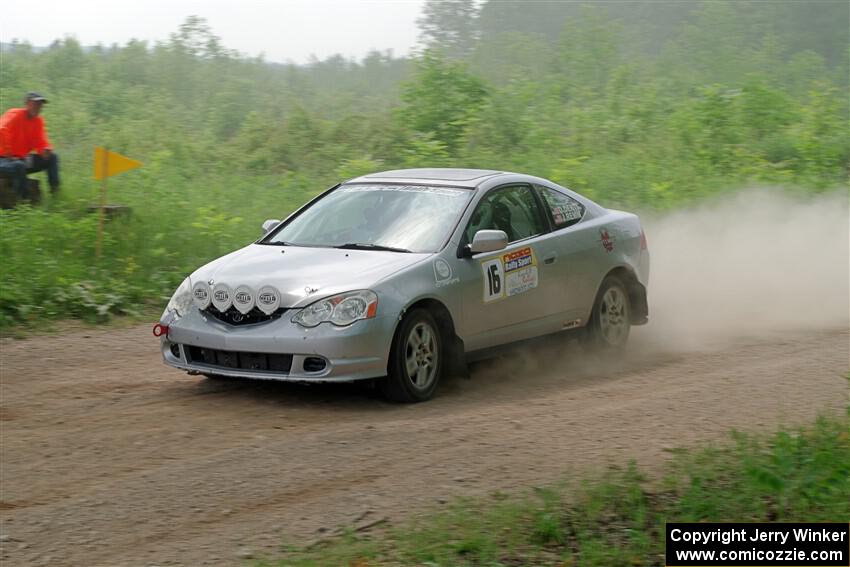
[{"xmin": 152, "ymin": 323, "xmax": 169, "ymax": 338}]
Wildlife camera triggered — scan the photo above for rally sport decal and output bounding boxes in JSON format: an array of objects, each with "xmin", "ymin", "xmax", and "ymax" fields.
[{"xmin": 481, "ymin": 246, "xmax": 538, "ymax": 303}]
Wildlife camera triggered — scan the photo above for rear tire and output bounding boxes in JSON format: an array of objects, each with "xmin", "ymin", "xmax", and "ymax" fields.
[
  {"xmin": 381, "ymin": 309, "xmax": 442, "ymax": 403},
  {"xmin": 583, "ymin": 275, "xmax": 631, "ymax": 351}
]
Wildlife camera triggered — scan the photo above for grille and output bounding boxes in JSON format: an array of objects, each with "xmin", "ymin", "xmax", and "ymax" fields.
[
  {"xmin": 203, "ymin": 306, "xmax": 286, "ymax": 326},
  {"xmin": 185, "ymin": 346, "xmax": 293, "ymax": 373}
]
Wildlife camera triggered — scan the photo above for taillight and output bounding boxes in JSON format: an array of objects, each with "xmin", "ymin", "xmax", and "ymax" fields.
[{"xmin": 639, "ymin": 229, "xmax": 648, "ymax": 251}]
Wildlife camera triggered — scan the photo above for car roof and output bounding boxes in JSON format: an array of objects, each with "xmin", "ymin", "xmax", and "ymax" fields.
[{"xmin": 348, "ymin": 168, "xmax": 505, "ymax": 188}]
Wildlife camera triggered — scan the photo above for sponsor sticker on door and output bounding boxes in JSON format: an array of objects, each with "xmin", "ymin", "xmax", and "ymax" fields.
[
  {"xmin": 481, "ymin": 247, "xmax": 538, "ymax": 303},
  {"xmin": 503, "ymin": 247, "xmax": 538, "ymax": 297}
]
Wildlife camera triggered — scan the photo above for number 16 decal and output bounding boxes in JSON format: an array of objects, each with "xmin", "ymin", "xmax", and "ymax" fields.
[{"xmin": 481, "ymin": 258, "xmax": 504, "ymax": 302}]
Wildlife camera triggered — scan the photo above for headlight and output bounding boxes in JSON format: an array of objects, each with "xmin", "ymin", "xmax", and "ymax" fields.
[
  {"xmin": 164, "ymin": 278, "xmax": 193, "ymax": 318},
  {"xmin": 292, "ymin": 290, "xmax": 378, "ymax": 328}
]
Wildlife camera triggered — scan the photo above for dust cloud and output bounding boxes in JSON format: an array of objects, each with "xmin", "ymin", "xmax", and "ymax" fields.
[
  {"xmin": 470, "ymin": 188, "xmax": 848, "ymax": 386},
  {"xmin": 635, "ymin": 188, "xmax": 849, "ymax": 352}
]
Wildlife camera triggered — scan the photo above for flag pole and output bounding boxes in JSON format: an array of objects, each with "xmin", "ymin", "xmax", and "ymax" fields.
[{"xmin": 95, "ymin": 148, "xmax": 109, "ymax": 260}]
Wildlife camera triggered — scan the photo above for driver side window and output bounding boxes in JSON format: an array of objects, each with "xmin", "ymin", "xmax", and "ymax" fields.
[{"xmin": 465, "ymin": 185, "xmax": 545, "ymax": 244}]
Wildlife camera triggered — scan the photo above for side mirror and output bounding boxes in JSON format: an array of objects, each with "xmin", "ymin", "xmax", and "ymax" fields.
[
  {"xmin": 261, "ymin": 219, "xmax": 280, "ymax": 235},
  {"xmin": 470, "ymin": 229, "xmax": 508, "ymax": 255}
]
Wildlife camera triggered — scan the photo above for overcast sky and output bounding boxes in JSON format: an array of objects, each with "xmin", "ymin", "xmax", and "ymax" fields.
[{"xmin": 2, "ymin": 0, "xmax": 426, "ymax": 64}]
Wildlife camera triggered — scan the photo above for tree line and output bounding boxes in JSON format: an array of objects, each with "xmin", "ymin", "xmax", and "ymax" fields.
[{"xmin": 0, "ymin": 1, "xmax": 846, "ymax": 327}]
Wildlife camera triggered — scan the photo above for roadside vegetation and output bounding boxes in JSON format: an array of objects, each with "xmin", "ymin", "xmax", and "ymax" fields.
[
  {"xmin": 1, "ymin": 1, "xmax": 847, "ymax": 329},
  {"xmin": 254, "ymin": 412, "xmax": 850, "ymax": 566}
]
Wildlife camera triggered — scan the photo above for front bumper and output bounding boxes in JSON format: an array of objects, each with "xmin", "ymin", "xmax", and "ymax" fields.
[{"xmin": 160, "ymin": 308, "xmax": 397, "ymax": 382}]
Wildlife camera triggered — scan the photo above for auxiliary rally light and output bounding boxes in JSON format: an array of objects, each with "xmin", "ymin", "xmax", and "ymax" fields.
[{"xmin": 152, "ymin": 323, "xmax": 169, "ymax": 337}]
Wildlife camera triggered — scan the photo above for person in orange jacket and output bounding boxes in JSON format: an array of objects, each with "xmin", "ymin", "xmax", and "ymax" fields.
[{"xmin": 0, "ymin": 91, "xmax": 60, "ymax": 198}]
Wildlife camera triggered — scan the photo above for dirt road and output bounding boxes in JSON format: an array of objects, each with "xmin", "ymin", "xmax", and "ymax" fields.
[{"xmin": 1, "ymin": 323, "xmax": 847, "ymax": 566}]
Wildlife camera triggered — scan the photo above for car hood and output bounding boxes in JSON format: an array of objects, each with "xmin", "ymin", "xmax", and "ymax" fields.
[{"xmin": 190, "ymin": 244, "xmax": 429, "ymax": 308}]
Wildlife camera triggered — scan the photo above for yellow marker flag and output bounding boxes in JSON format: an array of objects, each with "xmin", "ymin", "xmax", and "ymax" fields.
[{"xmin": 93, "ymin": 147, "xmax": 142, "ymax": 180}]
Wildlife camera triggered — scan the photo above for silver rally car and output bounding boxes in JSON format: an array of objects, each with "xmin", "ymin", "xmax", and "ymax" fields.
[{"xmin": 157, "ymin": 169, "xmax": 649, "ymax": 402}]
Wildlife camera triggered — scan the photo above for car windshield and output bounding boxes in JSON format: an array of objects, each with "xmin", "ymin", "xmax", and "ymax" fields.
[{"xmin": 263, "ymin": 183, "xmax": 472, "ymax": 253}]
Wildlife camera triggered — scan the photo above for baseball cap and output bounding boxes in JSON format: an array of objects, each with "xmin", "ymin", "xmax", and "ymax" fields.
[{"xmin": 25, "ymin": 91, "xmax": 48, "ymax": 104}]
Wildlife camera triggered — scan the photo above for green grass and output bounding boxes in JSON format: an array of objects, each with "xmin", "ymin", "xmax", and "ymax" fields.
[
  {"xmin": 252, "ymin": 412, "xmax": 850, "ymax": 566},
  {"xmin": 0, "ymin": 167, "xmax": 326, "ymax": 331}
]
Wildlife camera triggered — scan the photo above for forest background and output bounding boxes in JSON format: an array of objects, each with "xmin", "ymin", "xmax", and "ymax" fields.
[{"xmin": 0, "ymin": 0, "xmax": 847, "ymax": 329}]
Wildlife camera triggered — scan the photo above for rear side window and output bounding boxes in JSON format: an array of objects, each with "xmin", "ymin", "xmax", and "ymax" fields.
[{"xmin": 538, "ymin": 186, "xmax": 585, "ymax": 229}]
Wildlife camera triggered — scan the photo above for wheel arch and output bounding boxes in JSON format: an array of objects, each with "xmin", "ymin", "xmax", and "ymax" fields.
[
  {"xmin": 599, "ymin": 266, "xmax": 649, "ymax": 325},
  {"xmin": 393, "ymin": 297, "xmax": 466, "ymax": 376}
]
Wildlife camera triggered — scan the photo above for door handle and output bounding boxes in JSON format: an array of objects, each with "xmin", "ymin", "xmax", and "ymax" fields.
[{"xmin": 543, "ymin": 252, "xmax": 558, "ymax": 265}]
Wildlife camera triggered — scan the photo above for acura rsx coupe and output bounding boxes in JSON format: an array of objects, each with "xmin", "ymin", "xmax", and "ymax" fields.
[{"xmin": 156, "ymin": 169, "xmax": 649, "ymax": 402}]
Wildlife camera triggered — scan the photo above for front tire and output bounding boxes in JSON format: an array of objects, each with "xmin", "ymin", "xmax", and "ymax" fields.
[
  {"xmin": 381, "ymin": 309, "xmax": 442, "ymax": 403},
  {"xmin": 584, "ymin": 276, "xmax": 631, "ymax": 351}
]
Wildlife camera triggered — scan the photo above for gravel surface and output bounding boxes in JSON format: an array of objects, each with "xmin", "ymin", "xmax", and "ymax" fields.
[{"xmin": 1, "ymin": 324, "xmax": 847, "ymax": 566}]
